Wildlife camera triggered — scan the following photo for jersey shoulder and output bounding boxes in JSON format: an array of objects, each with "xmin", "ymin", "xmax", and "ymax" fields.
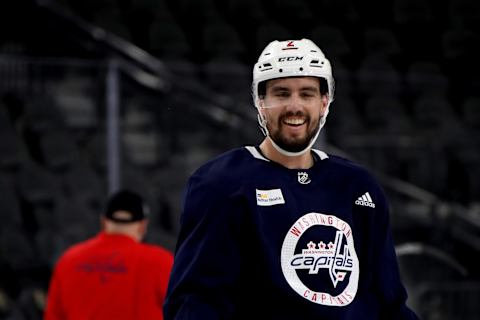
[
  {"xmin": 55, "ymin": 236, "xmax": 98, "ymax": 267},
  {"xmin": 325, "ymin": 153, "xmax": 380, "ymax": 186},
  {"xmin": 189, "ymin": 147, "xmax": 256, "ymax": 187},
  {"xmin": 140, "ymin": 243, "xmax": 174, "ymax": 262},
  {"xmin": 327, "ymin": 153, "xmax": 369, "ymax": 172}
]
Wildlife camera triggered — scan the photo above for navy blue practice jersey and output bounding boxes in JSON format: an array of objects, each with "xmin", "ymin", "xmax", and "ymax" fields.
[{"xmin": 164, "ymin": 146, "xmax": 419, "ymax": 320}]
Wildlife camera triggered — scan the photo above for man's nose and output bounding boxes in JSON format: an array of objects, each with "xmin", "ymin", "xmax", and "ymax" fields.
[{"xmin": 285, "ymin": 94, "xmax": 304, "ymax": 111}]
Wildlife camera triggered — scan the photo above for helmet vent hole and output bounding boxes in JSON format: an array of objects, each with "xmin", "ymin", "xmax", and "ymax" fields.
[
  {"xmin": 279, "ymin": 68, "xmax": 283, "ymax": 72},
  {"xmin": 311, "ymin": 60, "xmax": 319, "ymax": 64},
  {"xmin": 299, "ymin": 67, "xmax": 303, "ymax": 71}
]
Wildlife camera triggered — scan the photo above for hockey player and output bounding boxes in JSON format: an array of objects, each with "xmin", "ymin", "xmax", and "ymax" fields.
[{"xmin": 164, "ymin": 39, "xmax": 419, "ymax": 319}]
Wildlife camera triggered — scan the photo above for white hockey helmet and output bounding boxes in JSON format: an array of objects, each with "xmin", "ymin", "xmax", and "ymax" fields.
[{"xmin": 252, "ymin": 39, "xmax": 335, "ymax": 156}]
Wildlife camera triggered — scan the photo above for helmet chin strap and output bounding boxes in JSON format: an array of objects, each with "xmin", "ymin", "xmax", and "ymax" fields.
[{"xmin": 257, "ymin": 104, "xmax": 330, "ymax": 157}]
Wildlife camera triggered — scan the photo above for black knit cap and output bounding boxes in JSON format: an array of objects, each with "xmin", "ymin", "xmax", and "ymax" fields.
[{"xmin": 104, "ymin": 190, "xmax": 148, "ymax": 223}]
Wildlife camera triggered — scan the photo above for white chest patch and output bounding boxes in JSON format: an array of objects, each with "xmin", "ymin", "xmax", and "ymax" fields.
[
  {"xmin": 256, "ymin": 189, "xmax": 285, "ymax": 206},
  {"xmin": 281, "ymin": 212, "xmax": 359, "ymax": 306}
]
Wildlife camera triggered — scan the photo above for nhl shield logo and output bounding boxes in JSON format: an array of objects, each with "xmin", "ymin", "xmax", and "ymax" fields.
[{"xmin": 298, "ymin": 172, "xmax": 311, "ymax": 185}]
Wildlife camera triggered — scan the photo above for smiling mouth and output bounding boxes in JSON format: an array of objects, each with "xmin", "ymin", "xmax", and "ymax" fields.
[{"xmin": 283, "ymin": 117, "xmax": 306, "ymax": 126}]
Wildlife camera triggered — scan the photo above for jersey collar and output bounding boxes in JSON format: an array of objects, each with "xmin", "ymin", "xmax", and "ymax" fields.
[{"xmin": 245, "ymin": 146, "xmax": 329, "ymax": 162}]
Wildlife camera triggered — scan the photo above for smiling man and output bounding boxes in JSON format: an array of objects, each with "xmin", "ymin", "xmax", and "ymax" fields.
[
  {"xmin": 258, "ymin": 76, "xmax": 328, "ymax": 168},
  {"xmin": 164, "ymin": 39, "xmax": 419, "ymax": 319}
]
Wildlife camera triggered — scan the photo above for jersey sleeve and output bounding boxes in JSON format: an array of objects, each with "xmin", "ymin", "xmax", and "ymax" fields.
[
  {"xmin": 156, "ymin": 249, "xmax": 174, "ymax": 306},
  {"xmin": 163, "ymin": 173, "xmax": 245, "ymax": 320},
  {"xmin": 44, "ymin": 258, "xmax": 67, "ymax": 320},
  {"xmin": 372, "ymin": 187, "xmax": 419, "ymax": 320}
]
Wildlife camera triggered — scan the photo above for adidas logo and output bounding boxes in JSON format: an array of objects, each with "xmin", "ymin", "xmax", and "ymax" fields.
[{"xmin": 355, "ymin": 192, "xmax": 376, "ymax": 208}]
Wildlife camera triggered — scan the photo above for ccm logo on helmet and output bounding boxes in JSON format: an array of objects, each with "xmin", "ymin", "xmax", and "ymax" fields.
[{"xmin": 278, "ymin": 56, "xmax": 304, "ymax": 62}]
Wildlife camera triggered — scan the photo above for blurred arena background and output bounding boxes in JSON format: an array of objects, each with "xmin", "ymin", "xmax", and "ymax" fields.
[{"xmin": 0, "ymin": 0, "xmax": 479, "ymax": 319}]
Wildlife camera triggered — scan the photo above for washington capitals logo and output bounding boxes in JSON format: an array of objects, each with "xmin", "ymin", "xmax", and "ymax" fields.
[
  {"xmin": 298, "ymin": 172, "xmax": 311, "ymax": 184},
  {"xmin": 281, "ymin": 212, "xmax": 359, "ymax": 306},
  {"xmin": 289, "ymin": 231, "xmax": 353, "ymax": 288}
]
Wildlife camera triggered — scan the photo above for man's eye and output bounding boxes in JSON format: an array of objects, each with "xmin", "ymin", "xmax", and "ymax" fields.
[{"xmin": 301, "ymin": 93, "xmax": 314, "ymax": 98}]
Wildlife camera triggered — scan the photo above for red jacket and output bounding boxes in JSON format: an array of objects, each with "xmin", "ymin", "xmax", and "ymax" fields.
[{"xmin": 45, "ymin": 232, "xmax": 173, "ymax": 320}]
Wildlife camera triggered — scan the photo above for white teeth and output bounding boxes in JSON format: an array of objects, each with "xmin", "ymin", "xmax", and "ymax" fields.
[{"xmin": 284, "ymin": 118, "xmax": 305, "ymax": 125}]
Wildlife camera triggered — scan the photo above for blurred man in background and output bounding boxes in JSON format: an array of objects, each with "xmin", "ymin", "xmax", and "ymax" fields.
[{"xmin": 44, "ymin": 190, "xmax": 173, "ymax": 320}]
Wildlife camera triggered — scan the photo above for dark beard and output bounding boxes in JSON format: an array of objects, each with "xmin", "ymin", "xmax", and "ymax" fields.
[{"xmin": 269, "ymin": 113, "xmax": 320, "ymax": 153}]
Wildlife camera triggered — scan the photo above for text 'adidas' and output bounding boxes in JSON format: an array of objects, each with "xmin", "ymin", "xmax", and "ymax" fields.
[{"xmin": 355, "ymin": 192, "xmax": 376, "ymax": 208}]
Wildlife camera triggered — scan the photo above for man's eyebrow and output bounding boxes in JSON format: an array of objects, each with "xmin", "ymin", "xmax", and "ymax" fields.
[{"xmin": 299, "ymin": 86, "xmax": 320, "ymax": 92}]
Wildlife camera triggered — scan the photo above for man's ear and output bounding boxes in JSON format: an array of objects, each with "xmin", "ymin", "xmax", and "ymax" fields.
[
  {"xmin": 138, "ymin": 219, "xmax": 148, "ymax": 241},
  {"xmin": 321, "ymin": 95, "xmax": 329, "ymax": 114},
  {"xmin": 258, "ymin": 100, "xmax": 269, "ymax": 121},
  {"xmin": 258, "ymin": 99, "xmax": 267, "ymax": 111},
  {"xmin": 100, "ymin": 216, "xmax": 108, "ymax": 232}
]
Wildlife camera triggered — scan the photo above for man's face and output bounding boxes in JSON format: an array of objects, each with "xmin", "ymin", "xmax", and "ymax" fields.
[{"xmin": 260, "ymin": 77, "xmax": 328, "ymax": 153}]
